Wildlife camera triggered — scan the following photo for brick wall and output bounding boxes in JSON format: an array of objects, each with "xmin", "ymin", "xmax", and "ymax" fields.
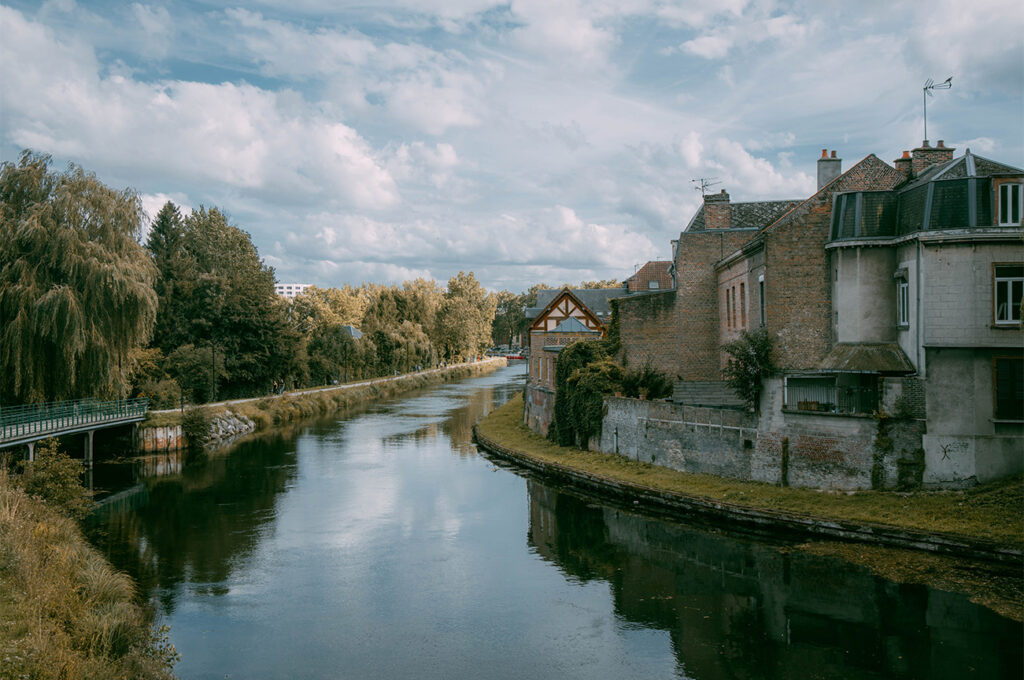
[
  {"xmin": 616, "ymin": 290, "xmax": 680, "ymax": 376},
  {"xmin": 524, "ymin": 383, "xmax": 555, "ymax": 436},
  {"xmin": 765, "ymin": 155, "xmax": 905, "ymax": 370}
]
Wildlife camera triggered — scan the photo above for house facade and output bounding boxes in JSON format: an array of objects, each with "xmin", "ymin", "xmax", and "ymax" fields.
[
  {"xmin": 523, "ymin": 288, "xmax": 625, "ymax": 436},
  {"xmin": 607, "ymin": 143, "xmax": 1023, "ymax": 489}
]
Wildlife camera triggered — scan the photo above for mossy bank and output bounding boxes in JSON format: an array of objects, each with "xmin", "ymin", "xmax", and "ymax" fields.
[{"xmin": 475, "ymin": 394, "xmax": 1024, "ymax": 560}]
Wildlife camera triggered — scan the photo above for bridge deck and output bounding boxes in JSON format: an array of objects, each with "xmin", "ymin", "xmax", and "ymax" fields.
[{"xmin": 0, "ymin": 398, "xmax": 149, "ymax": 450}]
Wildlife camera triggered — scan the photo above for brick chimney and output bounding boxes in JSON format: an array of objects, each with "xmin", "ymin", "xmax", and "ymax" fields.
[
  {"xmin": 911, "ymin": 140, "xmax": 954, "ymax": 176},
  {"xmin": 817, "ymin": 149, "xmax": 842, "ymax": 190},
  {"xmin": 893, "ymin": 150, "xmax": 913, "ymax": 179},
  {"xmin": 704, "ymin": 189, "xmax": 731, "ymax": 229}
]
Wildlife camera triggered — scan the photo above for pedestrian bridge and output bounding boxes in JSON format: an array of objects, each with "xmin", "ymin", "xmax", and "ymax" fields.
[{"xmin": 0, "ymin": 398, "xmax": 149, "ymax": 463}]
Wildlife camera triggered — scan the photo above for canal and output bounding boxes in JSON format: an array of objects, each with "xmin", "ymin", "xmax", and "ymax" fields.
[{"xmin": 88, "ymin": 363, "xmax": 1022, "ymax": 679}]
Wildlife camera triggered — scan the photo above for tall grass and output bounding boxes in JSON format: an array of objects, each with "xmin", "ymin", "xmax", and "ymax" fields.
[{"xmin": 0, "ymin": 469, "xmax": 178, "ymax": 679}]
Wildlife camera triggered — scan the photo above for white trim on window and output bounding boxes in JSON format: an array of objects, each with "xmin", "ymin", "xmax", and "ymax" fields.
[
  {"xmin": 994, "ymin": 264, "xmax": 1023, "ymax": 325},
  {"xmin": 998, "ymin": 183, "xmax": 1022, "ymax": 226},
  {"xmin": 896, "ymin": 279, "xmax": 910, "ymax": 327}
]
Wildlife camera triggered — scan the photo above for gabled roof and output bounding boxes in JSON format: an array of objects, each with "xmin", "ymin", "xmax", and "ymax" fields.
[
  {"xmin": 534, "ymin": 287, "xmax": 627, "ymax": 320},
  {"xmin": 552, "ymin": 317, "xmax": 598, "ymax": 333},
  {"xmin": 684, "ymin": 199, "xmax": 802, "ymax": 233},
  {"xmin": 760, "ymin": 154, "xmax": 905, "ymax": 234}
]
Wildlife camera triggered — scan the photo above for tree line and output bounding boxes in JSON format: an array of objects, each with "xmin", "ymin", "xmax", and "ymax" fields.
[{"xmin": 0, "ymin": 152, "xmax": 496, "ymax": 407}]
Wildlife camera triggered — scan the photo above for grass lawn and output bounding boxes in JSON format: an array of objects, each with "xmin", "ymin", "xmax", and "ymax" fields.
[{"xmin": 477, "ymin": 394, "xmax": 1024, "ymax": 549}]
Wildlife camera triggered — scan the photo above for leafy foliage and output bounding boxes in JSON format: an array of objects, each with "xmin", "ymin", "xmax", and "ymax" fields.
[
  {"xmin": 0, "ymin": 152, "xmax": 157, "ymax": 402},
  {"xmin": 551, "ymin": 340, "xmax": 613, "ymax": 447},
  {"xmin": 722, "ymin": 328, "xmax": 776, "ymax": 410},
  {"xmin": 15, "ymin": 438, "xmax": 92, "ymax": 520},
  {"xmin": 181, "ymin": 407, "xmax": 210, "ymax": 455},
  {"xmin": 620, "ymin": 362, "xmax": 673, "ymax": 400},
  {"xmin": 434, "ymin": 272, "xmax": 497, "ymax": 362},
  {"xmin": 566, "ymin": 358, "xmax": 625, "ymax": 447}
]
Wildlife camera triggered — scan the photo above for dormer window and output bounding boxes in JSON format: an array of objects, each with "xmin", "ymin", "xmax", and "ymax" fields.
[{"xmin": 998, "ymin": 183, "xmax": 1022, "ymax": 226}]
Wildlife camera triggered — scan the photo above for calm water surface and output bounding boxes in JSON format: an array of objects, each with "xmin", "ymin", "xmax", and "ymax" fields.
[{"xmin": 89, "ymin": 364, "xmax": 1022, "ymax": 679}]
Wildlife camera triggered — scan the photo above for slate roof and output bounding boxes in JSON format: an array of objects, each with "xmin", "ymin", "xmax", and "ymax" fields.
[
  {"xmin": 900, "ymin": 151, "xmax": 1024, "ymax": 192},
  {"xmin": 818, "ymin": 343, "xmax": 915, "ymax": 374},
  {"xmin": 340, "ymin": 325, "xmax": 363, "ymax": 339},
  {"xmin": 533, "ymin": 288, "xmax": 628, "ymax": 320},
  {"xmin": 551, "ymin": 317, "xmax": 598, "ymax": 333},
  {"xmin": 684, "ymin": 199, "xmax": 802, "ymax": 232}
]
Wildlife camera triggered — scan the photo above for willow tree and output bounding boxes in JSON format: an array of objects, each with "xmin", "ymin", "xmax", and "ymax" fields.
[{"xmin": 0, "ymin": 152, "xmax": 157, "ymax": 403}]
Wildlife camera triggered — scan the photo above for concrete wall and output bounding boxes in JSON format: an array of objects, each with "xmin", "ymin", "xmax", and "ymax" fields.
[
  {"xmin": 832, "ymin": 246, "xmax": 897, "ymax": 343},
  {"xmin": 922, "ymin": 347, "xmax": 1023, "ymax": 486},
  {"xmin": 598, "ymin": 397, "xmax": 757, "ymax": 480},
  {"xmin": 137, "ymin": 424, "xmax": 183, "ymax": 452}
]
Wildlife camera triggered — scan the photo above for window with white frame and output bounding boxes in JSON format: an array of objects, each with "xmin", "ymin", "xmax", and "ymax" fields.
[
  {"xmin": 896, "ymin": 278, "xmax": 910, "ymax": 327},
  {"xmin": 649, "ymin": 280, "xmax": 659, "ymax": 289},
  {"xmin": 994, "ymin": 264, "xmax": 1023, "ymax": 325},
  {"xmin": 998, "ymin": 183, "xmax": 1022, "ymax": 226}
]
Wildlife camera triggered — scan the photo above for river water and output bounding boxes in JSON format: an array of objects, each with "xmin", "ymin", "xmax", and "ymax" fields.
[{"xmin": 89, "ymin": 363, "xmax": 1022, "ymax": 679}]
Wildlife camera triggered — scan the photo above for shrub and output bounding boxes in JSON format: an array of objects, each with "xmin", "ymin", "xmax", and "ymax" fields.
[
  {"xmin": 16, "ymin": 438, "xmax": 92, "ymax": 520},
  {"xmin": 722, "ymin": 328, "xmax": 776, "ymax": 411},
  {"xmin": 620, "ymin": 362, "xmax": 673, "ymax": 400},
  {"xmin": 566, "ymin": 358, "xmax": 625, "ymax": 447},
  {"xmin": 181, "ymin": 406, "xmax": 211, "ymax": 454},
  {"xmin": 551, "ymin": 340, "xmax": 611, "ymax": 447}
]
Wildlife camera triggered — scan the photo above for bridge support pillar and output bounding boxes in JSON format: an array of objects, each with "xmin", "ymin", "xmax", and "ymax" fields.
[
  {"xmin": 26, "ymin": 441, "xmax": 34, "ymax": 462},
  {"xmin": 84, "ymin": 430, "xmax": 95, "ymax": 469}
]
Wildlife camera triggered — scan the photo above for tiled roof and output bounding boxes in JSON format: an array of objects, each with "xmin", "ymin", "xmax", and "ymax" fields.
[
  {"xmin": 685, "ymin": 199, "xmax": 803, "ymax": 232},
  {"xmin": 625, "ymin": 261, "xmax": 673, "ymax": 291},
  {"xmin": 818, "ymin": 343, "xmax": 915, "ymax": 374}
]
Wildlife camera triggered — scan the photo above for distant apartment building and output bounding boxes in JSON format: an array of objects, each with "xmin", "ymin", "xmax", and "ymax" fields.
[{"xmin": 275, "ymin": 283, "xmax": 311, "ymax": 299}]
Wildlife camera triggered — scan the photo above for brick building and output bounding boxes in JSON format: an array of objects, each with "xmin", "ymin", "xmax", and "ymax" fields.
[
  {"xmin": 624, "ymin": 260, "xmax": 674, "ymax": 292},
  {"xmin": 609, "ymin": 143, "xmax": 1023, "ymax": 489},
  {"xmin": 523, "ymin": 288, "xmax": 626, "ymax": 435}
]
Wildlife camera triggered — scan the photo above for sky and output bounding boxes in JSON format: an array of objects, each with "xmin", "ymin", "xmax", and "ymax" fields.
[{"xmin": 1, "ymin": 1, "xmax": 1022, "ymax": 292}]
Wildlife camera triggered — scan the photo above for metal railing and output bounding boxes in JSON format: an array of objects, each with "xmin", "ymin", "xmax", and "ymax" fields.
[{"xmin": 0, "ymin": 398, "xmax": 149, "ymax": 439}]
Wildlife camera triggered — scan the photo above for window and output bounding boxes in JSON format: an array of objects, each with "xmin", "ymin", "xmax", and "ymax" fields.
[
  {"xmin": 758, "ymin": 275, "xmax": 766, "ymax": 326},
  {"xmin": 994, "ymin": 357, "xmax": 1023, "ymax": 420},
  {"xmin": 648, "ymin": 280, "xmax": 659, "ymax": 290},
  {"xmin": 740, "ymin": 282, "xmax": 746, "ymax": 327},
  {"xmin": 995, "ymin": 265, "xmax": 1023, "ymax": 325},
  {"xmin": 726, "ymin": 289, "xmax": 732, "ymax": 328},
  {"xmin": 998, "ymin": 183, "xmax": 1022, "ymax": 226},
  {"xmin": 896, "ymin": 279, "xmax": 910, "ymax": 327},
  {"xmin": 785, "ymin": 374, "xmax": 879, "ymax": 414}
]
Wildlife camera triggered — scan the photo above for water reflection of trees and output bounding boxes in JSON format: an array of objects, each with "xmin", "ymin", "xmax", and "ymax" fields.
[
  {"xmin": 89, "ymin": 434, "xmax": 297, "ymax": 614},
  {"xmin": 526, "ymin": 480, "xmax": 1022, "ymax": 680}
]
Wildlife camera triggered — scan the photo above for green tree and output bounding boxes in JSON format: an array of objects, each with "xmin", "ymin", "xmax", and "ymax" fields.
[
  {"xmin": 0, "ymin": 152, "xmax": 157, "ymax": 403},
  {"xmin": 492, "ymin": 290, "xmax": 526, "ymax": 347},
  {"xmin": 434, "ymin": 272, "xmax": 496, "ymax": 362},
  {"xmin": 722, "ymin": 328, "xmax": 776, "ymax": 411},
  {"xmin": 16, "ymin": 438, "xmax": 92, "ymax": 520}
]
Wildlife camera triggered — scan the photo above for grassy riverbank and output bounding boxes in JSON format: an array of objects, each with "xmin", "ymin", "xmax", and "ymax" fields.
[
  {"xmin": 0, "ymin": 473, "xmax": 177, "ymax": 679},
  {"xmin": 477, "ymin": 394, "xmax": 1024, "ymax": 549},
  {"xmin": 143, "ymin": 359, "xmax": 506, "ymax": 431}
]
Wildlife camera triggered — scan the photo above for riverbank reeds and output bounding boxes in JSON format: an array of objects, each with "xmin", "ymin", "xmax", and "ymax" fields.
[
  {"xmin": 142, "ymin": 360, "xmax": 505, "ymax": 433},
  {"xmin": 0, "ymin": 469, "xmax": 178, "ymax": 679},
  {"xmin": 476, "ymin": 394, "xmax": 1024, "ymax": 548}
]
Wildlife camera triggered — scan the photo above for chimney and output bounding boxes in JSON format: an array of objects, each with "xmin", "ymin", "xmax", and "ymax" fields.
[
  {"xmin": 894, "ymin": 150, "xmax": 913, "ymax": 179},
  {"xmin": 911, "ymin": 139, "xmax": 954, "ymax": 176},
  {"xmin": 817, "ymin": 149, "xmax": 842, "ymax": 190},
  {"xmin": 704, "ymin": 189, "xmax": 731, "ymax": 229}
]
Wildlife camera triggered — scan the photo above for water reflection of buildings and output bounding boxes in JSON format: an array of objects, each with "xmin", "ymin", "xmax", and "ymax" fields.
[{"xmin": 527, "ymin": 480, "xmax": 1022, "ymax": 679}]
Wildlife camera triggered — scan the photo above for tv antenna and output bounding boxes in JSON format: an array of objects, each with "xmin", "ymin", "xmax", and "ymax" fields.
[
  {"xmin": 922, "ymin": 76, "xmax": 952, "ymax": 143},
  {"xmin": 691, "ymin": 177, "xmax": 720, "ymax": 196}
]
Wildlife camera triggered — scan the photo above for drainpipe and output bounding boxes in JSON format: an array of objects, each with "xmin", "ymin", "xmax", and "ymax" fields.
[{"xmin": 916, "ymin": 239, "xmax": 923, "ymax": 376}]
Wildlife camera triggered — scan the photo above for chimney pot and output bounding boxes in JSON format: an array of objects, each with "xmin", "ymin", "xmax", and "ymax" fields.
[
  {"xmin": 937, "ymin": 140, "xmax": 945, "ymax": 148},
  {"xmin": 921, "ymin": 139, "xmax": 931, "ymax": 148},
  {"xmin": 830, "ymin": 150, "xmax": 837, "ymax": 159},
  {"xmin": 821, "ymin": 149, "xmax": 828, "ymax": 158},
  {"xmin": 901, "ymin": 150, "xmax": 911, "ymax": 159}
]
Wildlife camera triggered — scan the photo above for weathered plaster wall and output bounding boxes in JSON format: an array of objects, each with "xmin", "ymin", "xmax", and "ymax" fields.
[
  {"xmin": 524, "ymin": 384, "xmax": 555, "ymax": 437},
  {"xmin": 598, "ymin": 397, "xmax": 757, "ymax": 480}
]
